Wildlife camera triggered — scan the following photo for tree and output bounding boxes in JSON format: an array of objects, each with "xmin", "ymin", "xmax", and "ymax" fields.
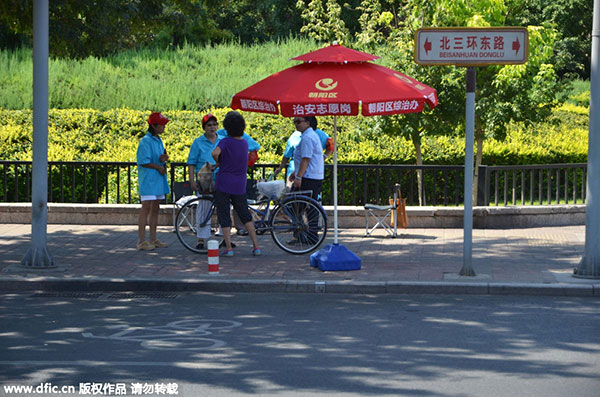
[
  {"xmin": 150, "ymin": 0, "xmax": 232, "ymax": 49},
  {"xmin": 359, "ymin": 0, "xmax": 563, "ymax": 204},
  {"xmin": 518, "ymin": 0, "xmax": 593, "ymax": 79},
  {"xmin": 0, "ymin": 0, "xmax": 303, "ymax": 56},
  {"xmin": 0, "ymin": 0, "xmax": 165, "ymax": 57},
  {"xmin": 296, "ymin": 0, "xmax": 350, "ymax": 43},
  {"xmin": 210, "ymin": 0, "xmax": 303, "ymax": 45}
]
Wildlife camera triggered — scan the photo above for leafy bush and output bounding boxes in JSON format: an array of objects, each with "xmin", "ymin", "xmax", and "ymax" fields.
[{"xmin": 0, "ymin": 104, "xmax": 589, "ymax": 167}]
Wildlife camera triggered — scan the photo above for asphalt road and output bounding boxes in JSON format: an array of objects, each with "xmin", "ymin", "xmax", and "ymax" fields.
[{"xmin": 1, "ymin": 292, "xmax": 599, "ymax": 397}]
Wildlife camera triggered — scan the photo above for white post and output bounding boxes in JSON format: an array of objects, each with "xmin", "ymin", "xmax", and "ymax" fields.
[
  {"xmin": 460, "ymin": 67, "xmax": 476, "ymax": 276},
  {"xmin": 575, "ymin": 0, "xmax": 600, "ymax": 278},
  {"xmin": 333, "ymin": 115, "xmax": 339, "ymax": 244},
  {"xmin": 21, "ymin": 0, "xmax": 54, "ymax": 267}
]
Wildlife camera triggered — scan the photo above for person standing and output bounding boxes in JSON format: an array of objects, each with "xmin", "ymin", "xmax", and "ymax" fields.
[
  {"xmin": 287, "ymin": 116, "xmax": 326, "ymax": 246},
  {"xmin": 288, "ymin": 116, "xmax": 325, "ymax": 200},
  {"xmin": 273, "ymin": 116, "xmax": 332, "ymax": 184},
  {"xmin": 187, "ymin": 113, "xmax": 221, "ymax": 193},
  {"xmin": 136, "ymin": 112, "xmax": 171, "ymax": 251},
  {"xmin": 186, "ymin": 113, "xmax": 222, "ymax": 250},
  {"xmin": 211, "ymin": 111, "xmax": 261, "ymax": 257},
  {"xmin": 217, "ymin": 126, "xmax": 261, "ymax": 236}
]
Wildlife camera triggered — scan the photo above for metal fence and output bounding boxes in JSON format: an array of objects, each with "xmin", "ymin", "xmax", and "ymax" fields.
[
  {"xmin": 0, "ymin": 160, "xmax": 588, "ymax": 207},
  {"xmin": 481, "ymin": 163, "xmax": 588, "ymax": 206}
]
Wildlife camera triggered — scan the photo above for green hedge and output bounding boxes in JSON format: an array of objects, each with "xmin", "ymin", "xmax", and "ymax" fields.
[{"xmin": 0, "ymin": 104, "xmax": 588, "ymax": 166}]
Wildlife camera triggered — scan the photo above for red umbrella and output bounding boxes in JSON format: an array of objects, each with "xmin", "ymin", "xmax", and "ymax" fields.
[
  {"xmin": 290, "ymin": 44, "xmax": 379, "ymax": 63},
  {"xmin": 232, "ymin": 46, "xmax": 437, "ymax": 117},
  {"xmin": 231, "ymin": 44, "xmax": 438, "ymax": 265}
]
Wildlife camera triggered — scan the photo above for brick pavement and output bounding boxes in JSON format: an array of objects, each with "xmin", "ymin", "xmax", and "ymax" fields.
[{"xmin": 0, "ymin": 223, "xmax": 598, "ymax": 295}]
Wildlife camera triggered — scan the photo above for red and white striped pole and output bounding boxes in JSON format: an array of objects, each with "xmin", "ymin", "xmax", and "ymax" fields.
[{"xmin": 207, "ymin": 240, "xmax": 219, "ymax": 275}]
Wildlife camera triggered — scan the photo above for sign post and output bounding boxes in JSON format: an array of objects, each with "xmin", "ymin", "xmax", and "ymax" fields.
[{"xmin": 415, "ymin": 27, "xmax": 528, "ymax": 276}]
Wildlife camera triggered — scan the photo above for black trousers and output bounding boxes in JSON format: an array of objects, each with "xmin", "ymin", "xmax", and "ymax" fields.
[
  {"xmin": 214, "ymin": 190, "xmax": 251, "ymax": 228},
  {"xmin": 298, "ymin": 177, "xmax": 323, "ymax": 201},
  {"xmin": 293, "ymin": 177, "xmax": 323, "ymax": 244}
]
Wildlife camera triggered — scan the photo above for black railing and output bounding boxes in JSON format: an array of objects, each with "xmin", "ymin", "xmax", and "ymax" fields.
[
  {"xmin": 482, "ymin": 164, "xmax": 588, "ymax": 206},
  {"xmin": 0, "ymin": 160, "xmax": 588, "ymax": 207}
]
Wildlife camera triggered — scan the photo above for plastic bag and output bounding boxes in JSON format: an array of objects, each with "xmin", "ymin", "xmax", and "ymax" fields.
[{"xmin": 257, "ymin": 180, "xmax": 285, "ymax": 199}]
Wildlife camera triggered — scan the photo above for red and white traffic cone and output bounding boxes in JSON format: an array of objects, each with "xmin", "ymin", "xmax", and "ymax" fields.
[{"xmin": 207, "ymin": 240, "xmax": 219, "ymax": 275}]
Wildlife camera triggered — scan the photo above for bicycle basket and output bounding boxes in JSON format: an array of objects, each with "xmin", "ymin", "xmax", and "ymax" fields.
[{"xmin": 257, "ymin": 180, "xmax": 285, "ymax": 199}]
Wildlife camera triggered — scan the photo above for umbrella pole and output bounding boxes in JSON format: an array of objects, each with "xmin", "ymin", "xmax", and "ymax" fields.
[
  {"xmin": 310, "ymin": 114, "xmax": 361, "ymax": 272},
  {"xmin": 333, "ymin": 115, "xmax": 339, "ymax": 244}
]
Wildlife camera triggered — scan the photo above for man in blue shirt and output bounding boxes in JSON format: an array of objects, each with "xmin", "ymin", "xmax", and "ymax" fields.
[
  {"xmin": 289, "ymin": 116, "xmax": 325, "ymax": 200},
  {"xmin": 273, "ymin": 117, "xmax": 333, "ymax": 181},
  {"xmin": 287, "ymin": 116, "xmax": 326, "ymax": 246}
]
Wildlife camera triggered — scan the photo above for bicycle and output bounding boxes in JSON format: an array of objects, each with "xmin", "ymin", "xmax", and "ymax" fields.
[{"xmin": 175, "ymin": 183, "xmax": 328, "ymax": 255}]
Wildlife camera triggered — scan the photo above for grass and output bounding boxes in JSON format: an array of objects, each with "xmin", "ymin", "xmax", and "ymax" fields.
[{"xmin": 0, "ymin": 37, "xmax": 319, "ymax": 110}]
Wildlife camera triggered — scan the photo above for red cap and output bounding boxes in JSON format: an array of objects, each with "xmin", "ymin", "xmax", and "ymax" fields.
[
  {"xmin": 202, "ymin": 113, "xmax": 217, "ymax": 128},
  {"xmin": 148, "ymin": 112, "xmax": 170, "ymax": 125}
]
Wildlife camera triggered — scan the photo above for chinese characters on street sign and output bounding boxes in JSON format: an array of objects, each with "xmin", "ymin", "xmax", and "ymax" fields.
[{"xmin": 415, "ymin": 27, "xmax": 528, "ymax": 66}]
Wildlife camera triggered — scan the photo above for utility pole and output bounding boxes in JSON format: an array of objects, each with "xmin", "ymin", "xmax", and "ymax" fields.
[
  {"xmin": 575, "ymin": 0, "xmax": 600, "ymax": 278},
  {"xmin": 21, "ymin": 0, "xmax": 54, "ymax": 268}
]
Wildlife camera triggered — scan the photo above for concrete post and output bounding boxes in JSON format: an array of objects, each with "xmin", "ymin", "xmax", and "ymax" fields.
[
  {"xmin": 21, "ymin": 0, "xmax": 54, "ymax": 267},
  {"xmin": 575, "ymin": 0, "xmax": 600, "ymax": 278}
]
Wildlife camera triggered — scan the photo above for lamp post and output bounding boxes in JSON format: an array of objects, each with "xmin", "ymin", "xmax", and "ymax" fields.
[
  {"xmin": 575, "ymin": 0, "xmax": 600, "ymax": 278},
  {"xmin": 21, "ymin": 0, "xmax": 54, "ymax": 268}
]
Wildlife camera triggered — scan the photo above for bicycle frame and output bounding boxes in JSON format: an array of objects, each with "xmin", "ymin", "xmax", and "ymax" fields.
[
  {"xmin": 196, "ymin": 195, "xmax": 273, "ymax": 234},
  {"xmin": 177, "ymin": 190, "xmax": 328, "ymax": 255}
]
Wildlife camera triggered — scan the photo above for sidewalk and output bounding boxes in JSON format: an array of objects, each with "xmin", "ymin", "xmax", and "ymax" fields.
[{"xmin": 1, "ymin": 223, "xmax": 599, "ymax": 296}]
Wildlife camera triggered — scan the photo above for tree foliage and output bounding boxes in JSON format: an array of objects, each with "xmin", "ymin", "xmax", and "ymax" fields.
[
  {"xmin": 0, "ymin": 0, "xmax": 592, "ymax": 82},
  {"xmin": 296, "ymin": 0, "xmax": 350, "ymax": 43},
  {"xmin": 0, "ymin": 0, "xmax": 167, "ymax": 57},
  {"xmin": 0, "ymin": 0, "xmax": 303, "ymax": 57},
  {"xmin": 294, "ymin": 0, "xmax": 564, "ymax": 203},
  {"xmin": 516, "ymin": 0, "xmax": 593, "ymax": 79}
]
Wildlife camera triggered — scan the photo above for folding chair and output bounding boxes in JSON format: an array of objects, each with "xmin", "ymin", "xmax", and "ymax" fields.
[
  {"xmin": 171, "ymin": 181, "xmax": 194, "ymax": 231},
  {"xmin": 364, "ymin": 183, "xmax": 400, "ymax": 237}
]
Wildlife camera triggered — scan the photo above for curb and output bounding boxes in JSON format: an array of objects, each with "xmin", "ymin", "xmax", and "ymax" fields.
[{"xmin": 1, "ymin": 278, "xmax": 599, "ymax": 297}]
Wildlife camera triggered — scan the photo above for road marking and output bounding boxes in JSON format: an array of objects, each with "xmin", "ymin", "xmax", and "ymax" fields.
[
  {"xmin": 82, "ymin": 319, "xmax": 242, "ymax": 350},
  {"xmin": 0, "ymin": 360, "xmax": 235, "ymax": 368}
]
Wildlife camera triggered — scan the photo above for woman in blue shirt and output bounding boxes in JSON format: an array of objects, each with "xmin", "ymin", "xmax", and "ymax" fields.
[
  {"xmin": 136, "ymin": 112, "xmax": 171, "ymax": 251},
  {"xmin": 186, "ymin": 113, "xmax": 222, "ymax": 250}
]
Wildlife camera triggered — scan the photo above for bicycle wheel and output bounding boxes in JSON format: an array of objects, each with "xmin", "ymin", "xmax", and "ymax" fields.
[
  {"xmin": 269, "ymin": 196, "xmax": 327, "ymax": 254},
  {"xmin": 175, "ymin": 196, "xmax": 219, "ymax": 253}
]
